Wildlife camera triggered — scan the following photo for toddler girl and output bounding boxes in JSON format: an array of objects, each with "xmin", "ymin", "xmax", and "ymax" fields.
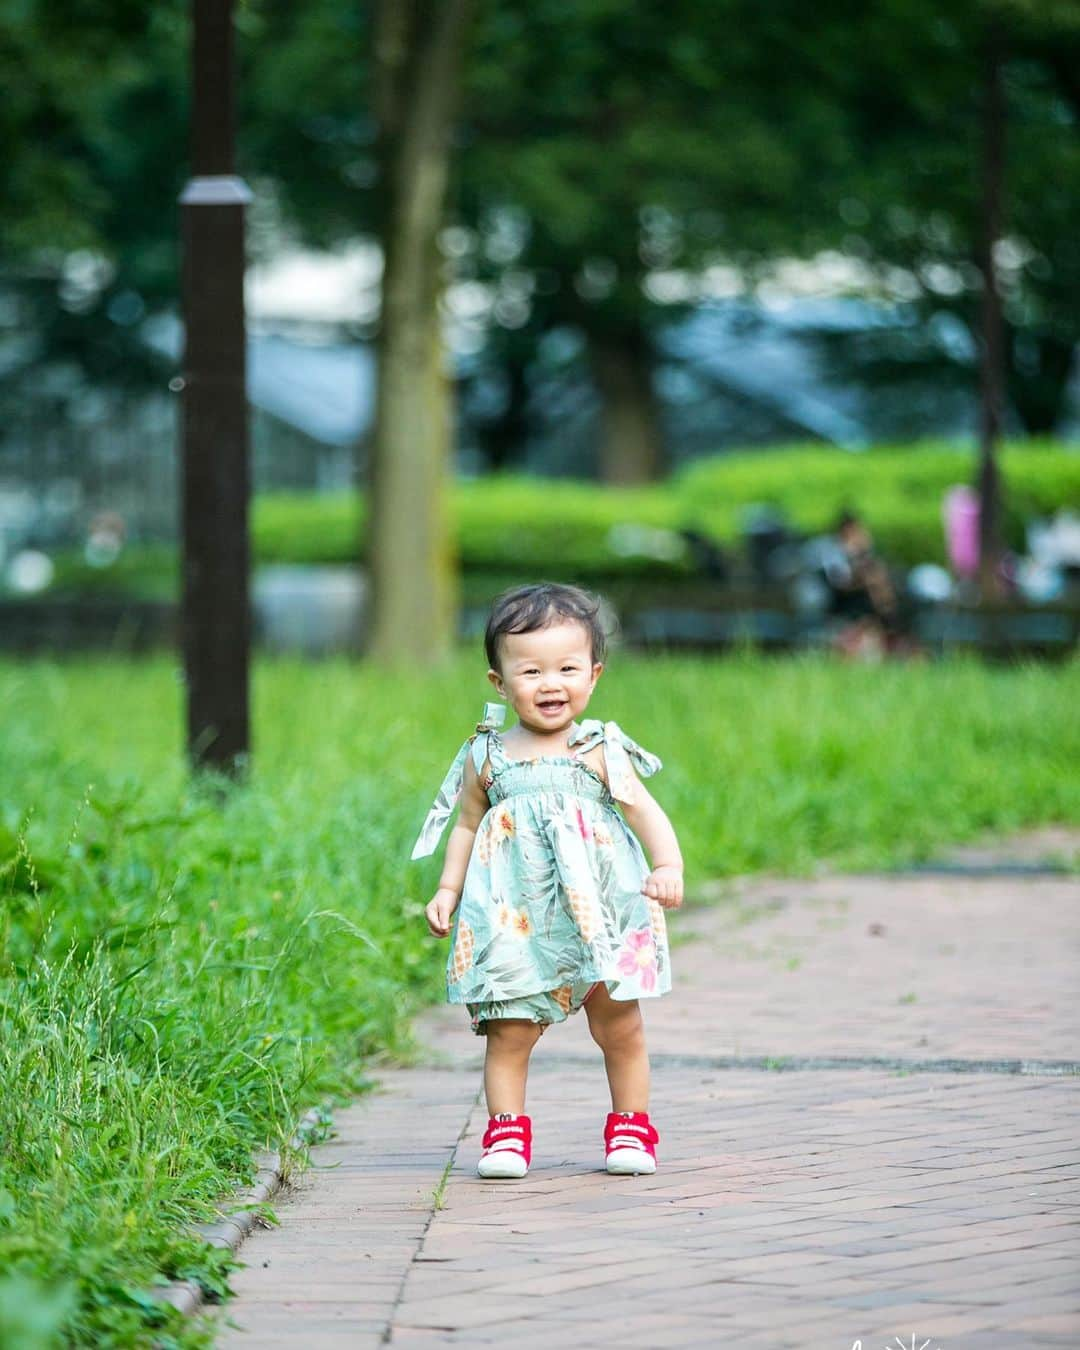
[{"xmin": 411, "ymin": 582, "xmax": 683, "ymax": 1179}]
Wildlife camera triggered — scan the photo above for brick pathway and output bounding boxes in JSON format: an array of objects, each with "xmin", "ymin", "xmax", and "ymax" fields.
[{"xmin": 214, "ymin": 833, "xmax": 1080, "ymax": 1349}]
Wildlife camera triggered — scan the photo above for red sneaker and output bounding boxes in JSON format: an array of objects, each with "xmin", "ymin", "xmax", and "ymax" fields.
[
  {"xmin": 604, "ymin": 1111, "xmax": 658, "ymax": 1175},
  {"xmin": 477, "ymin": 1113, "xmax": 532, "ymax": 1179}
]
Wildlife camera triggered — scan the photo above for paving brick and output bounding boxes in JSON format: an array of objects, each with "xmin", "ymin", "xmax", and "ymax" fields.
[{"xmin": 215, "ymin": 847, "xmax": 1080, "ymax": 1348}]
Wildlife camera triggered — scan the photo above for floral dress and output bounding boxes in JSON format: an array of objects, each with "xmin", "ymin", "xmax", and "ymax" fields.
[{"xmin": 411, "ymin": 706, "xmax": 672, "ymax": 1035}]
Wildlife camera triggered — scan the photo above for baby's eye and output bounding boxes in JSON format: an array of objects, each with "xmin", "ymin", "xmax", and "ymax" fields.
[{"xmin": 562, "ymin": 665, "xmax": 578, "ymax": 672}]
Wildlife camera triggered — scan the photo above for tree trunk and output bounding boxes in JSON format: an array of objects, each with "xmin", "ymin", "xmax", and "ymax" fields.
[
  {"xmin": 367, "ymin": 0, "xmax": 472, "ymax": 665},
  {"xmin": 974, "ymin": 24, "xmax": 1007, "ymax": 600},
  {"xmin": 591, "ymin": 327, "xmax": 664, "ymax": 484}
]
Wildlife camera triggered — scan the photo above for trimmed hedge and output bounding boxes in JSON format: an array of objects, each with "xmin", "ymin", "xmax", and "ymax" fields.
[
  {"xmin": 675, "ymin": 438, "xmax": 1080, "ymax": 566},
  {"xmin": 252, "ymin": 438, "xmax": 1078, "ymax": 572},
  {"xmin": 37, "ymin": 439, "xmax": 1080, "ymax": 600}
]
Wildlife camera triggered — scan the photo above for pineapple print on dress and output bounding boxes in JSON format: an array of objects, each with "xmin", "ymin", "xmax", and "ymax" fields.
[
  {"xmin": 566, "ymin": 885, "xmax": 602, "ymax": 944},
  {"xmin": 647, "ymin": 897, "xmax": 668, "ymax": 951},
  {"xmin": 450, "ymin": 919, "xmax": 475, "ymax": 984},
  {"xmin": 551, "ymin": 985, "xmax": 573, "ymax": 1014}
]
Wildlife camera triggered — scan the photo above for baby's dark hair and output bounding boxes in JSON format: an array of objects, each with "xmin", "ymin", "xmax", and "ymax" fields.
[{"xmin": 484, "ymin": 582, "xmax": 608, "ymax": 671}]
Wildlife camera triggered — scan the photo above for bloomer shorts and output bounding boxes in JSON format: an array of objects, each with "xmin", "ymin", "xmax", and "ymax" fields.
[{"xmin": 467, "ymin": 978, "xmax": 617, "ymax": 1036}]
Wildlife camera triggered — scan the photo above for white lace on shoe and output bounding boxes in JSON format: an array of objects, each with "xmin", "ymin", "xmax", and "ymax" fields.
[{"xmin": 608, "ymin": 1128, "xmax": 648, "ymax": 1151}]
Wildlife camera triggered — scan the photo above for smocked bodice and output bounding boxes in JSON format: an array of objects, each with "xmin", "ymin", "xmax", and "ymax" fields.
[
  {"xmin": 485, "ymin": 756, "xmax": 612, "ymax": 806},
  {"xmin": 410, "ymin": 710, "xmax": 663, "ymax": 861}
]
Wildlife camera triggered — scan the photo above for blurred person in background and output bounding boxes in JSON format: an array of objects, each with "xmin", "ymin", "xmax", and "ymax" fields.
[{"xmin": 824, "ymin": 509, "xmax": 903, "ymax": 660}]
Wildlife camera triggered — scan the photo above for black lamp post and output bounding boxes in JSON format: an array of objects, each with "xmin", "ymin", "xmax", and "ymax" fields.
[{"xmin": 178, "ymin": 0, "xmax": 252, "ymax": 775}]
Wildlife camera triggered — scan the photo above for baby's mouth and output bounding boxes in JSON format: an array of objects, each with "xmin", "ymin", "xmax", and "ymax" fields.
[{"xmin": 537, "ymin": 700, "xmax": 567, "ymax": 715}]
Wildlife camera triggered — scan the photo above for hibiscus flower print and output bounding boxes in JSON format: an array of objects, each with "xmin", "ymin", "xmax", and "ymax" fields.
[
  {"xmin": 616, "ymin": 928, "xmax": 658, "ymax": 993},
  {"xmin": 511, "ymin": 909, "xmax": 532, "ymax": 938},
  {"xmin": 592, "ymin": 820, "xmax": 613, "ymax": 848},
  {"xmin": 476, "ymin": 805, "xmax": 514, "ymax": 866}
]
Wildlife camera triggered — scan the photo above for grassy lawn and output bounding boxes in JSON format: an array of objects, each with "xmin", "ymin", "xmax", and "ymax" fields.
[{"xmin": 1, "ymin": 651, "xmax": 1077, "ymax": 1346}]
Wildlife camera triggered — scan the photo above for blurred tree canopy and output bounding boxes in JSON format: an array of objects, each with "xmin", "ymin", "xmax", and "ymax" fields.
[
  {"xmin": 0, "ymin": 3, "xmax": 186, "ymax": 401},
  {"xmin": 1, "ymin": 0, "xmax": 1078, "ymax": 469}
]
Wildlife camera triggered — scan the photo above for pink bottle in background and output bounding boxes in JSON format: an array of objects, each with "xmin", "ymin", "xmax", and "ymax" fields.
[{"xmin": 944, "ymin": 485, "xmax": 980, "ymax": 577}]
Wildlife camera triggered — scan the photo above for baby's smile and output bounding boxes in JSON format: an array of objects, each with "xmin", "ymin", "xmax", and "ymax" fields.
[{"xmin": 488, "ymin": 619, "xmax": 603, "ymax": 738}]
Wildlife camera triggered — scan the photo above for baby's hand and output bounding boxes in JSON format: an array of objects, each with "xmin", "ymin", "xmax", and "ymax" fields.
[
  {"xmin": 642, "ymin": 865, "xmax": 683, "ymax": 909},
  {"xmin": 425, "ymin": 887, "xmax": 460, "ymax": 937}
]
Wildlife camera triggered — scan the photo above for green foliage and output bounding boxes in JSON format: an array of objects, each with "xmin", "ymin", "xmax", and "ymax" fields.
[
  {"xmin": 35, "ymin": 440, "xmax": 1079, "ymax": 601},
  {"xmin": 0, "ymin": 658, "xmax": 451, "ymax": 1347},
  {"xmin": 4, "ymin": 0, "xmax": 1078, "ymax": 445},
  {"xmin": 1, "ymin": 652, "xmax": 1078, "ymax": 1344},
  {"xmin": 252, "ymin": 478, "xmax": 682, "ymax": 576},
  {"xmin": 250, "ymin": 439, "xmax": 1078, "ymax": 572},
  {"xmin": 675, "ymin": 438, "xmax": 1080, "ymax": 563},
  {"xmin": 47, "ymin": 545, "xmax": 180, "ymax": 602},
  {"xmin": 0, "ymin": 1272, "xmax": 76, "ymax": 1350}
]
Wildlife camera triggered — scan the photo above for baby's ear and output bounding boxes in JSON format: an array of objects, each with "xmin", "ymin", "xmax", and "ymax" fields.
[
  {"xmin": 486, "ymin": 668, "xmax": 504, "ymax": 694},
  {"xmin": 590, "ymin": 662, "xmax": 604, "ymax": 686}
]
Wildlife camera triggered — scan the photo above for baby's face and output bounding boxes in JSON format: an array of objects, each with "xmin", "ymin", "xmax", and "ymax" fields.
[{"xmin": 488, "ymin": 620, "xmax": 603, "ymax": 735}]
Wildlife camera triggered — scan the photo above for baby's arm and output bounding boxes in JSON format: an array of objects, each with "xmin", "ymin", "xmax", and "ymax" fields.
[
  {"xmin": 425, "ymin": 751, "xmax": 490, "ymax": 937},
  {"xmin": 616, "ymin": 769, "xmax": 684, "ymax": 910}
]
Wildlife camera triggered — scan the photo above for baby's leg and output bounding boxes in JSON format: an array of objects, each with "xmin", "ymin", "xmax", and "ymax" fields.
[
  {"xmin": 483, "ymin": 1018, "xmax": 544, "ymax": 1116},
  {"xmin": 584, "ymin": 984, "xmax": 649, "ymax": 1112}
]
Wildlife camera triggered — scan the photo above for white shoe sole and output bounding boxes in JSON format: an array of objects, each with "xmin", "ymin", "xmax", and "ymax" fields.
[
  {"xmin": 606, "ymin": 1147, "xmax": 656, "ymax": 1175},
  {"xmin": 477, "ymin": 1152, "xmax": 528, "ymax": 1179}
]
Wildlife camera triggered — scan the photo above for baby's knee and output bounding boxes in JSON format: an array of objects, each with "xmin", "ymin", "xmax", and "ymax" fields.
[
  {"xmin": 589, "ymin": 1005, "xmax": 645, "ymax": 1053},
  {"xmin": 486, "ymin": 1018, "xmax": 544, "ymax": 1054}
]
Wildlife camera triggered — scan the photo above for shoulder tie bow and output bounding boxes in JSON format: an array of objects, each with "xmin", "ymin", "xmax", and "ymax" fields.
[
  {"xmin": 410, "ymin": 702, "xmax": 505, "ymax": 860},
  {"xmin": 567, "ymin": 719, "xmax": 662, "ymax": 805}
]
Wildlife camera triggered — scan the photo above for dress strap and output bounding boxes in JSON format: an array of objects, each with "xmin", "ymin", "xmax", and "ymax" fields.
[
  {"xmin": 410, "ymin": 702, "xmax": 506, "ymax": 860},
  {"xmin": 485, "ymin": 727, "xmax": 509, "ymax": 774},
  {"xmin": 567, "ymin": 719, "xmax": 662, "ymax": 805}
]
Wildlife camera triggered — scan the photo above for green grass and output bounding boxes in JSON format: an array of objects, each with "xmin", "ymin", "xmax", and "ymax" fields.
[
  {"xmin": 34, "ymin": 438, "xmax": 1080, "ymax": 599},
  {"xmin": 1, "ymin": 650, "xmax": 1078, "ymax": 1345}
]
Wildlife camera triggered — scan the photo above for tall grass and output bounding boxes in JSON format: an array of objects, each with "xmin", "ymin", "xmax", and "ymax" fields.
[{"xmin": 1, "ymin": 651, "xmax": 1077, "ymax": 1345}]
